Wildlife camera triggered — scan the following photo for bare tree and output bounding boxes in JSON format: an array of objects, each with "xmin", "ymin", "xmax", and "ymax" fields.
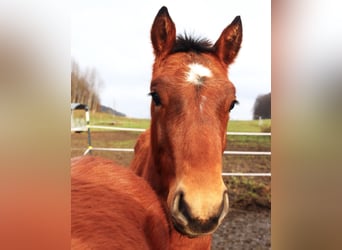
[{"xmin": 71, "ymin": 60, "xmax": 103, "ymax": 112}]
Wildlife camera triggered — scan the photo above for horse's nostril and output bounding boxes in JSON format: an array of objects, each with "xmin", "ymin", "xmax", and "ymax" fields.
[
  {"xmin": 171, "ymin": 191, "xmax": 188, "ymax": 226},
  {"xmin": 178, "ymin": 192, "xmax": 191, "ymax": 218}
]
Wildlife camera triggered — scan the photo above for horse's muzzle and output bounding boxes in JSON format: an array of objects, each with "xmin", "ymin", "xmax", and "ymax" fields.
[{"xmin": 170, "ymin": 190, "xmax": 229, "ymax": 237}]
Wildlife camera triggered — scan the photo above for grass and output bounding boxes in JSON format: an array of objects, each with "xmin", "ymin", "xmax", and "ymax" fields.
[
  {"xmin": 89, "ymin": 112, "xmax": 151, "ymax": 129},
  {"xmin": 73, "ymin": 111, "xmax": 271, "ymax": 133},
  {"xmin": 227, "ymin": 119, "xmax": 271, "ymax": 132},
  {"xmin": 227, "ymin": 136, "xmax": 271, "ymax": 151},
  {"xmin": 72, "ymin": 111, "xmax": 150, "ymax": 129}
]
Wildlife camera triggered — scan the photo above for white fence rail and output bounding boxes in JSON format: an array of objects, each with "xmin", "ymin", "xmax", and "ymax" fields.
[
  {"xmin": 73, "ymin": 125, "xmax": 271, "ymax": 177},
  {"xmin": 222, "ymin": 173, "xmax": 271, "ymax": 177},
  {"xmin": 88, "ymin": 125, "xmax": 146, "ymax": 132},
  {"xmin": 87, "ymin": 125, "xmax": 271, "ymax": 136}
]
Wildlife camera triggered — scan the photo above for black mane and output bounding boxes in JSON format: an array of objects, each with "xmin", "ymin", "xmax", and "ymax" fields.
[{"xmin": 171, "ymin": 33, "xmax": 214, "ymax": 54}]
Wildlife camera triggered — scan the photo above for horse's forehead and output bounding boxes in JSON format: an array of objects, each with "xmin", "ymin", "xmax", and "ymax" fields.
[
  {"xmin": 158, "ymin": 53, "xmax": 227, "ymax": 86},
  {"xmin": 186, "ymin": 63, "xmax": 212, "ymax": 85}
]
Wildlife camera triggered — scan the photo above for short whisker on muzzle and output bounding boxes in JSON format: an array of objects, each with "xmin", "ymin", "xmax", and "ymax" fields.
[{"xmin": 218, "ymin": 191, "xmax": 229, "ymax": 224}]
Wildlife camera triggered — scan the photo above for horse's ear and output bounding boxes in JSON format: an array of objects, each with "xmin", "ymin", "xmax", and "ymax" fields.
[
  {"xmin": 151, "ymin": 6, "xmax": 176, "ymax": 58},
  {"xmin": 214, "ymin": 16, "xmax": 242, "ymax": 66}
]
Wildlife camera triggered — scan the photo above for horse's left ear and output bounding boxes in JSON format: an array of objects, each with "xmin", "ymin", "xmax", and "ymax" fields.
[
  {"xmin": 214, "ymin": 16, "xmax": 242, "ymax": 66},
  {"xmin": 151, "ymin": 6, "xmax": 176, "ymax": 58}
]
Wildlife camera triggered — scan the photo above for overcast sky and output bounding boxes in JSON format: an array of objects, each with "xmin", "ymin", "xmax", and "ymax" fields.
[{"xmin": 71, "ymin": 0, "xmax": 270, "ymax": 120}]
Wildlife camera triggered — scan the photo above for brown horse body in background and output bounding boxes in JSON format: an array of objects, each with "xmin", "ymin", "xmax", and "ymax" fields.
[
  {"xmin": 131, "ymin": 6, "xmax": 242, "ymax": 250},
  {"xmin": 71, "ymin": 156, "xmax": 170, "ymax": 250}
]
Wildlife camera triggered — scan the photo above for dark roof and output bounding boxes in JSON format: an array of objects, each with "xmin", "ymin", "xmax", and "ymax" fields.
[{"xmin": 71, "ymin": 103, "xmax": 89, "ymax": 111}]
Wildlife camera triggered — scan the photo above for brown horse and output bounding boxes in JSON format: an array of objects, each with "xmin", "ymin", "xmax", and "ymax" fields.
[
  {"xmin": 71, "ymin": 156, "xmax": 170, "ymax": 250},
  {"xmin": 131, "ymin": 6, "xmax": 242, "ymax": 249}
]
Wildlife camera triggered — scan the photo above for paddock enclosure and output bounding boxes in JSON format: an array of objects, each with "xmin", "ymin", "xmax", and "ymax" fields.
[{"xmin": 71, "ymin": 128, "xmax": 271, "ymax": 210}]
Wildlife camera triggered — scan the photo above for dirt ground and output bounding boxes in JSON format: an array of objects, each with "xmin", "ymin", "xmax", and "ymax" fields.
[
  {"xmin": 71, "ymin": 131, "xmax": 271, "ymax": 249},
  {"xmin": 212, "ymin": 209, "xmax": 271, "ymax": 250}
]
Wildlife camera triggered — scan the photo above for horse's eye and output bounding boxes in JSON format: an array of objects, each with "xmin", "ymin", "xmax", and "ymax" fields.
[
  {"xmin": 149, "ymin": 92, "xmax": 162, "ymax": 106},
  {"xmin": 229, "ymin": 100, "xmax": 239, "ymax": 112}
]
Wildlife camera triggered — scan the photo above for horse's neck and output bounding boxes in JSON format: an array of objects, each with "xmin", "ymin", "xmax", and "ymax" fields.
[
  {"xmin": 130, "ymin": 130, "xmax": 170, "ymax": 199},
  {"xmin": 130, "ymin": 132, "xmax": 153, "ymax": 180},
  {"xmin": 131, "ymin": 131, "xmax": 212, "ymax": 249}
]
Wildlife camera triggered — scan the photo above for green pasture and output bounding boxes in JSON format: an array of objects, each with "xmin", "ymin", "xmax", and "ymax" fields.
[
  {"xmin": 227, "ymin": 119, "xmax": 271, "ymax": 133},
  {"xmin": 73, "ymin": 111, "xmax": 271, "ymax": 132}
]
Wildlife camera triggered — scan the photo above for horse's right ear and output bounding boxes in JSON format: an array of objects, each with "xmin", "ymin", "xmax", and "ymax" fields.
[{"xmin": 151, "ymin": 6, "xmax": 176, "ymax": 58}]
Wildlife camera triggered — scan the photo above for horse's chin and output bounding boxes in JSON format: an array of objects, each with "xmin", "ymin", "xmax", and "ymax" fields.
[{"xmin": 172, "ymin": 220, "xmax": 217, "ymax": 239}]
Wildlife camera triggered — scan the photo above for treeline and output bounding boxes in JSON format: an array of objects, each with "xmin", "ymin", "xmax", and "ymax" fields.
[
  {"xmin": 253, "ymin": 92, "xmax": 271, "ymax": 119},
  {"xmin": 71, "ymin": 60, "xmax": 103, "ymax": 112}
]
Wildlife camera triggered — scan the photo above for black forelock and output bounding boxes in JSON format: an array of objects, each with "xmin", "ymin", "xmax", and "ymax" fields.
[{"xmin": 171, "ymin": 33, "xmax": 214, "ymax": 54}]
